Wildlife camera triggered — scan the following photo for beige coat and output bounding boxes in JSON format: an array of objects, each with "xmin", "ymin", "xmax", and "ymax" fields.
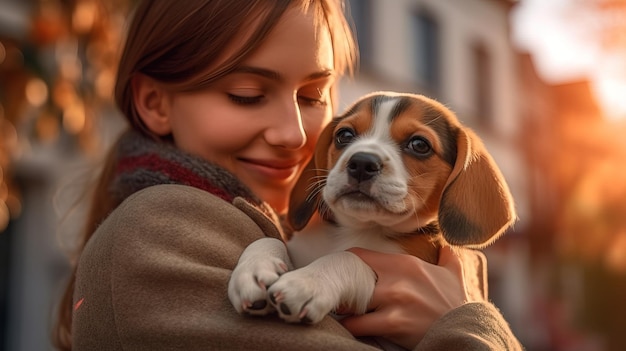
[{"xmin": 72, "ymin": 184, "xmax": 522, "ymax": 350}]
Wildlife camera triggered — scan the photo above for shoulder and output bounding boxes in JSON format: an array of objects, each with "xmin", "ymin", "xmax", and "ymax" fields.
[
  {"xmin": 120, "ymin": 184, "xmax": 281, "ymax": 237},
  {"xmin": 118, "ymin": 184, "xmax": 257, "ymax": 236},
  {"xmin": 90, "ymin": 184, "xmax": 274, "ymax": 269},
  {"xmin": 121, "ymin": 183, "xmax": 234, "ymax": 214}
]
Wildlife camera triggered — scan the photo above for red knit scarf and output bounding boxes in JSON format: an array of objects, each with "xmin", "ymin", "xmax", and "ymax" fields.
[{"xmin": 110, "ymin": 130, "xmax": 271, "ymax": 215}]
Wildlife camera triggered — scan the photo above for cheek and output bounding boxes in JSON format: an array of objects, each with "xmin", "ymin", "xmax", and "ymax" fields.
[
  {"xmin": 169, "ymin": 96, "xmax": 253, "ymax": 157},
  {"xmin": 403, "ymin": 159, "xmax": 450, "ymax": 218},
  {"xmin": 405, "ymin": 158, "xmax": 452, "ymax": 198}
]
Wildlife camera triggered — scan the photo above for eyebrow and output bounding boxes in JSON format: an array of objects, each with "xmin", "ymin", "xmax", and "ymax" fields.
[{"xmin": 232, "ymin": 66, "xmax": 335, "ymax": 82}]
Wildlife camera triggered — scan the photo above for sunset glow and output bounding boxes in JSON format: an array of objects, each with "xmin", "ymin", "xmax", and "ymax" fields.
[{"xmin": 512, "ymin": 0, "xmax": 626, "ymax": 119}]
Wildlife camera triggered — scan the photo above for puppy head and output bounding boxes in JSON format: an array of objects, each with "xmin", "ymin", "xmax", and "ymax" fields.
[{"xmin": 288, "ymin": 92, "xmax": 516, "ymax": 247}]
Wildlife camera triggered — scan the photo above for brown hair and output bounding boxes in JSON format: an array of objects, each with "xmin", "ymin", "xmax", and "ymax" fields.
[{"xmin": 52, "ymin": 0, "xmax": 356, "ymax": 349}]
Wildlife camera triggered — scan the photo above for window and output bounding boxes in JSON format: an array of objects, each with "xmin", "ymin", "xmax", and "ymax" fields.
[
  {"xmin": 412, "ymin": 9, "xmax": 440, "ymax": 95},
  {"xmin": 472, "ymin": 42, "xmax": 492, "ymax": 126},
  {"xmin": 348, "ymin": 0, "xmax": 373, "ymax": 69}
]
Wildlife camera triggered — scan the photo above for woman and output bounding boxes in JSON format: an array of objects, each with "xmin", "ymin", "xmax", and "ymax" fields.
[{"xmin": 53, "ymin": 0, "xmax": 522, "ymax": 350}]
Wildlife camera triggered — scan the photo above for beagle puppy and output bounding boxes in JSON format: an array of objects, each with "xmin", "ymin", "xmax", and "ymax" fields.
[{"xmin": 228, "ymin": 91, "xmax": 516, "ymax": 326}]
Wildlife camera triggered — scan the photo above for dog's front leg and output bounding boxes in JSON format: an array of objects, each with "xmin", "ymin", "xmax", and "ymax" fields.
[
  {"xmin": 267, "ymin": 251, "xmax": 376, "ymax": 324},
  {"xmin": 228, "ymin": 238, "xmax": 293, "ymax": 315}
]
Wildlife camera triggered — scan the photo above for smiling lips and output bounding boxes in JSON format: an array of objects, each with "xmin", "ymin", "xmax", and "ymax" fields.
[{"xmin": 240, "ymin": 158, "xmax": 301, "ymax": 181}]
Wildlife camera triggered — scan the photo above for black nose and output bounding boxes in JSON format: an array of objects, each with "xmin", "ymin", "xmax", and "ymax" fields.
[{"xmin": 347, "ymin": 152, "xmax": 383, "ymax": 182}]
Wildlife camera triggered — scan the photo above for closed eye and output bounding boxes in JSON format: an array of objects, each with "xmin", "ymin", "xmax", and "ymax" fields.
[
  {"xmin": 228, "ymin": 94, "xmax": 264, "ymax": 105},
  {"xmin": 298, "ymin": 86, "xmax": 330, "ymax": 107},
  {"xmin": 298, "ymin": 95, "xmax": 327, "ymax": 107}
]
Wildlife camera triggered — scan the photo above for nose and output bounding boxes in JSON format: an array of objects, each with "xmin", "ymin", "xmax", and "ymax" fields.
[
  {"xmin": 347, "ymin": 152, "xmax": 383, "ymax": 182},
  {"xmin": 264, "ymin": 97, "xmax": 306, "ymax": 149}
]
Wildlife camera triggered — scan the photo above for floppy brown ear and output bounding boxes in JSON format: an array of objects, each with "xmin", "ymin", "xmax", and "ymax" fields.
[
  {"xmin": 439, "ymin": 128, "xmax": 516, "ymax": 247},
  {"xmin": 287, "ymin": 122, "xmax": 336, "ymax": 231}
]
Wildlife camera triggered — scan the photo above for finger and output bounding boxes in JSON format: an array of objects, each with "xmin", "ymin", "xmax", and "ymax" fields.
[
  {"xmin": 346, "ymin": 247, "xmax": 395, "ymax": 274},
  {"xmin": 347, "ymin": 247, "xmax": 425, "ymax": 278},
  {"xmin": 340, "ymin": 311, "xmax": 388, "ymax": 337},
  {"xmin": 342, "ymin": 311, "xmax": 422, "ymax": 350},
  {"xmin": 437, "ymin": 246, "xmax": 470, "ymax": 301},
  {"xmin": 437, "ymin": 246, "xmax": 464, "ymax": 276}
]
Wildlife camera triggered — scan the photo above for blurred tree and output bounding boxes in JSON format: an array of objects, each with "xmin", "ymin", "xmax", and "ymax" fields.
[{"xmin": 0, "ymin": 0, "xmax": 134, "ymax": 232}]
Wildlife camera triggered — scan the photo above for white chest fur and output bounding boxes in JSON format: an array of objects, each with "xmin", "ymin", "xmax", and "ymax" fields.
[{"xmin": 286, "ymin": 221, "xmax": 406, "ymax": 268}]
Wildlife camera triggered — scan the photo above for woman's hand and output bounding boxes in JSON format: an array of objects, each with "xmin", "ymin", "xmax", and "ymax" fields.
[{"xmin": 340, "ymin": 246, "xmax": 470, "ymax": 350}]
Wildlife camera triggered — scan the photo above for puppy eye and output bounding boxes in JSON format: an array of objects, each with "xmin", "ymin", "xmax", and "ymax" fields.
[
  {"xmin": 335, "ymin": 128, "xmax": 356, "ymax": 148},
  {"xmin": 406, "ymin": 136, "xmax": 433, "ymax": 157}
]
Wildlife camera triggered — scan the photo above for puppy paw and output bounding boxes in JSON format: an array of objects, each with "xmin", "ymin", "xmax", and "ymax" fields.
[
  {"xmin": 267, "ymin": 270, "xmax": 337, "ymax": 324},
  {"xmin": 228, "ymin": 256, "xmax": 288, "ymax": 316}
]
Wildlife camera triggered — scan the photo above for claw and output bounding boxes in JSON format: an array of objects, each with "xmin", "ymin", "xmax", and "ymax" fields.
[
  {"xmin": 278, "ymin": 262, "xmax": 288, "ymax": 273},
  {"xmin": 298, "ymin": 308, "xmax": 309, "ymax": 320},
  {"xmin": 270, "ymin": 291, "xmax": 284, "ymax": 305}
]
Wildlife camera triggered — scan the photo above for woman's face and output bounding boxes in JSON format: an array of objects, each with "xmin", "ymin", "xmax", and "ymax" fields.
[{"xmin": 163, "ymin": 6, "xmax": 335, "ymax": 214}]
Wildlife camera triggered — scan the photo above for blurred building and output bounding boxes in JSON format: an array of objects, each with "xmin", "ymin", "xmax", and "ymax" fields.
[{"xmin": 518, "ymin": 54, "xmax": 626, "ymax": 351}]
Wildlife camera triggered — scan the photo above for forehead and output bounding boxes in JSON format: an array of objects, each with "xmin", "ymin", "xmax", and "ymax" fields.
[
  {"xmin": 242, "ymin": 6, "xmax": 334, "ymax": 71},
  {"xmin": 336, "ymin": 94, "xmax": 458, "ymax": 164}
]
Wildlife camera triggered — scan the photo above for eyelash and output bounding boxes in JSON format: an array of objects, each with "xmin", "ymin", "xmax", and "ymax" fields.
[
  {"xmin": 298, "ymin": 96, "xmax": 328, "ymax": 107},
  {"xmin": 228, "ymin": 94, "xmax": 263, "ymax": 105},
  {"xmin": 227, "ymin": 94, "xmax": 328, "ymax": 107}
]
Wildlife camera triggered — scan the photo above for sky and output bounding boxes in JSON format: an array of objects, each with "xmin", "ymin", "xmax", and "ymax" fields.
[{"xmin": 511, "ymin": 0, "xmax": 626, "ymax": 120}]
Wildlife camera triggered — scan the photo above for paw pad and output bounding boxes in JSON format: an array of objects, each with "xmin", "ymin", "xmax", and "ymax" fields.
[
  {"xmin": 279, "ymin": 303, "xmax": 292, "ymax": 316},
  {"xmin": 249, "ymin": 300, "xmax": 267, "ymax": 311}
]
